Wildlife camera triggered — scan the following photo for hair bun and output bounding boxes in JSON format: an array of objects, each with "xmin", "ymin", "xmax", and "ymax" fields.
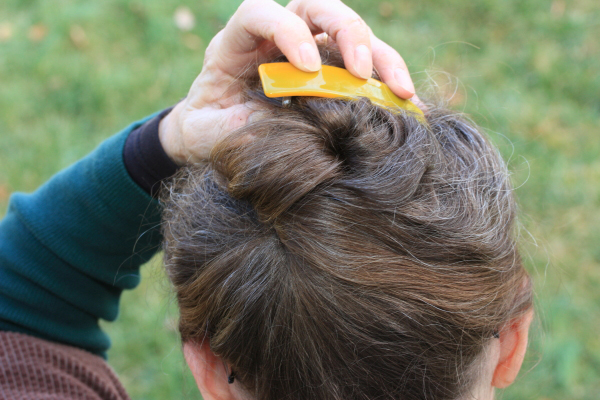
[
  {"xmin": 212, "ymin": 111, "xmax": 343, "ymax": 223},
  {"xmin": 213, "ymin": 97, "xmax": 436, "ymax": 224}
]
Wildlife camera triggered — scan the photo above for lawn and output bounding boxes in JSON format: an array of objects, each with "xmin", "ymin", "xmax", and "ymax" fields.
[{"xmin": 1, "ymin": 0, "xmax": 599, "ymax": 398}]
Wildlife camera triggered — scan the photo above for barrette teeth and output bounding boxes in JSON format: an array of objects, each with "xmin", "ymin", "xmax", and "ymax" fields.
[{"xmin": 282, "ymin": 96, "xmax": 292, "ymax": 108}]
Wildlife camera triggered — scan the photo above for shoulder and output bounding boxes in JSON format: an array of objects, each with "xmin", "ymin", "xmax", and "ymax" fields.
[{"xmin": 0, "ymin": 331, "xmax": 130, "ymax": 400}]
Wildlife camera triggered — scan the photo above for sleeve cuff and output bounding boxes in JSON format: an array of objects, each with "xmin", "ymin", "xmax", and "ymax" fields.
[{"xmin": 123, "ymin": 107, "xmax": 179, "ymax": 197}]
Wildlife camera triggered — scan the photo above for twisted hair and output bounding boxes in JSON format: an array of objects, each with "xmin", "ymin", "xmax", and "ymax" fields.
[{"xmin": 161, "ymin": 47, "xmax": 532, "ymax": 400}]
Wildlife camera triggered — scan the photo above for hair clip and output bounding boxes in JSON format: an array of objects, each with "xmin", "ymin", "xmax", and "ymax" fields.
[{"xmin": 258, "ymin": 62, "xmax": 425, "ymax": 122}]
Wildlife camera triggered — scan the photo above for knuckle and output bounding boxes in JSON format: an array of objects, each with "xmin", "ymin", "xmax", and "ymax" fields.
[
  {"xmin": 236, "ymin": 0, "xmax": 250, "ymax": 14},
  {"xmin": 269, "ymin": 20, "xmax": 284, "ymax": 41},
  {"xmin": 204, "ymin": 44, "xmax": 218, "ymax": 64},
  {"xmin": 333, "ymin": 16, "xmax": 369, "ymax": 41},
  {"xmin": 345, "ymin": 17, "xmax": 369, "ymax": 35},
  {"xmin": 238, "ymin": 0, "xmax": 266, "ymax": 15},
  {"xmin": 203, "ymin": 31, "xmax": 224, "ymax": 63},
  {"xmin": 276, "ymin": 14, "xmax": 306, "ymax": 37}
]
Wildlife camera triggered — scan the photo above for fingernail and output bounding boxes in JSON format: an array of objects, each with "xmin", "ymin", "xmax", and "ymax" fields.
[
  {"xmin": 354, "ymin": 45, "xmax": 372, "ymax": 79},
  {"xmin": 299, "ymin": 42, "xmax": 321, "ymax": 72},
  {"xmin": 394, "ymin": 68, "xmax": 415, "ymax": 96}
]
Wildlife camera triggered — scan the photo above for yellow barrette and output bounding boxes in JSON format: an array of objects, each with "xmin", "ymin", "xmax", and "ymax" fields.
[{"xmin": 258, "ymin": 62, "xmax": 424, "ymax": 122}]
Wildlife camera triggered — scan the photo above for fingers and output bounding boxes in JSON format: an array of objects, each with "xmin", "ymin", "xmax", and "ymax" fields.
[
  {"xmin": 287, "ymin": 0, "xmax": 372, "ymax": 79},
  {"xmin": 370, "ymin": 35, "xmax": 415, "ymax": 99},
  {"xmin": 287, "ymin": 0, "xmax": 416, "ymax": 97},
  {"xmin": 208, "ymin": 0, "xmax": 321, "ymax": 77},
  {"xmin": 208, "ymin": 0, "xmax": 415, "ymax": 98},
  {"xmin": 201, "ymin": 0, "xmax": 416, "ymax": 105}
]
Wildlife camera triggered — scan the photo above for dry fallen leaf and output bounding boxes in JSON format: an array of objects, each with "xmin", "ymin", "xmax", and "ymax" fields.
[
  {"xmin": 28, "ymin": 24, "xmax": 48, "ymax": 42},
  {"xmin": 0, "ymin": 23, "xmax": 13, "ymax": 42},
  {"xmin": 49, "ymin": 76, "xmax": 65, "ymax": 90},
  {"xmin": 0, "ymin": 184, "xmax": 10, "ymax": 202},
  {"xmin": 182, "ymin": 33, "xmax": 203, "ymax": 50},
  {"xmin": 174, "ymin": 6, "xmax": 195, "ymax": 31},
  {"xmin": 378, "ymin": 2, "xmax": 395, "ymax": 18},
  {"xmin": 69, "ymin": 24, "xmax": 89, "ymax": 49},
  {"xmin": 551, "ymin": 0, "xmax": 566, "ymax": 18}
]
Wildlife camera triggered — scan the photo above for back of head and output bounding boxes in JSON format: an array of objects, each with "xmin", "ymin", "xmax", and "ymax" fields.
[{"xmin": 162, "ymin": 47, "xmax": 532, "ymax": 400}]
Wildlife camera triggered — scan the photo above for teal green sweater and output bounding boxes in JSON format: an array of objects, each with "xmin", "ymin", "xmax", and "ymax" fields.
[{"xmin": 0, "ymin": 115, "xmax": 162, "ymax": 357}]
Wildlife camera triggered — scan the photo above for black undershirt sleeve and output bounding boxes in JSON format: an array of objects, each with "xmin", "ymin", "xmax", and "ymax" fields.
[{"xmin": 123, "ymin": 107, "xmax": 179, "ymax": 197}]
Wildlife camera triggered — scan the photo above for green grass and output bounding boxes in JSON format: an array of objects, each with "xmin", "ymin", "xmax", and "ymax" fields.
[{"xmin": 1, "ymin": 0, "xmax": 599, "ymax": 398}]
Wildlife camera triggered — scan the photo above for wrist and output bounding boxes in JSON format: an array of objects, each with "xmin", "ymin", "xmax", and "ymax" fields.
[{"xmin": 123, "ymin": 107, "xmax": 180, "ymax": 197}]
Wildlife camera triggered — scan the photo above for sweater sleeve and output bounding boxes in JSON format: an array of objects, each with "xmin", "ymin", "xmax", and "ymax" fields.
[
  {"xmin": 0, "ymin": 114, "xmax": 166, "ymax": 357},
  {"xmin": 123, "ymin": 107, "xmax": 179, "ymax": 197}
]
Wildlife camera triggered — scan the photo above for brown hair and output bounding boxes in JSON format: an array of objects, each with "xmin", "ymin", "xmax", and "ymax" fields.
[{"xmin": 161, "ymin": 47, "xmax": 532, "ymax": 400}]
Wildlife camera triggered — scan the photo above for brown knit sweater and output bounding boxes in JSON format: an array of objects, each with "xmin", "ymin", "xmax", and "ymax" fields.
[{"xmin": 0, "ymin": 331, "xmax": 129, "ymax": 400}]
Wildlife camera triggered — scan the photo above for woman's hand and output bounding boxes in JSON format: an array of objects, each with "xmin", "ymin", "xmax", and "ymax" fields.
[{"xmin": 159, "ymin": 0, "xmax": 416, "ymax": 165}]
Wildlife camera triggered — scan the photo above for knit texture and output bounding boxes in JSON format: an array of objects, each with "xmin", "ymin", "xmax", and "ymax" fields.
[
  {"xmin": 0, "ymin": 114, "xmax": 163, "ymax": 357},
  {"xmin": 123, "ymin": 107, "xmax": 178, "ymax": 197},
  {"xmin": 0, "ymin": 331, "xmax": 129, "ymax": 400}
]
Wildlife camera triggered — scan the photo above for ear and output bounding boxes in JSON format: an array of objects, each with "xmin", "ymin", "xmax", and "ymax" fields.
[
  {"xmin": 183, "ymin": 339, "xmax": 238, "ymax": 400},
  {"xmin": 492, "ymin": 308, "xmax": 534, "ymax": 388}
]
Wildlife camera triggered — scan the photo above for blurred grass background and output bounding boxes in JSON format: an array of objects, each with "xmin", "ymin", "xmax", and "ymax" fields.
[{"xmin": 1, "ymin": 0, "xmax": 599, "ymax": 398}]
